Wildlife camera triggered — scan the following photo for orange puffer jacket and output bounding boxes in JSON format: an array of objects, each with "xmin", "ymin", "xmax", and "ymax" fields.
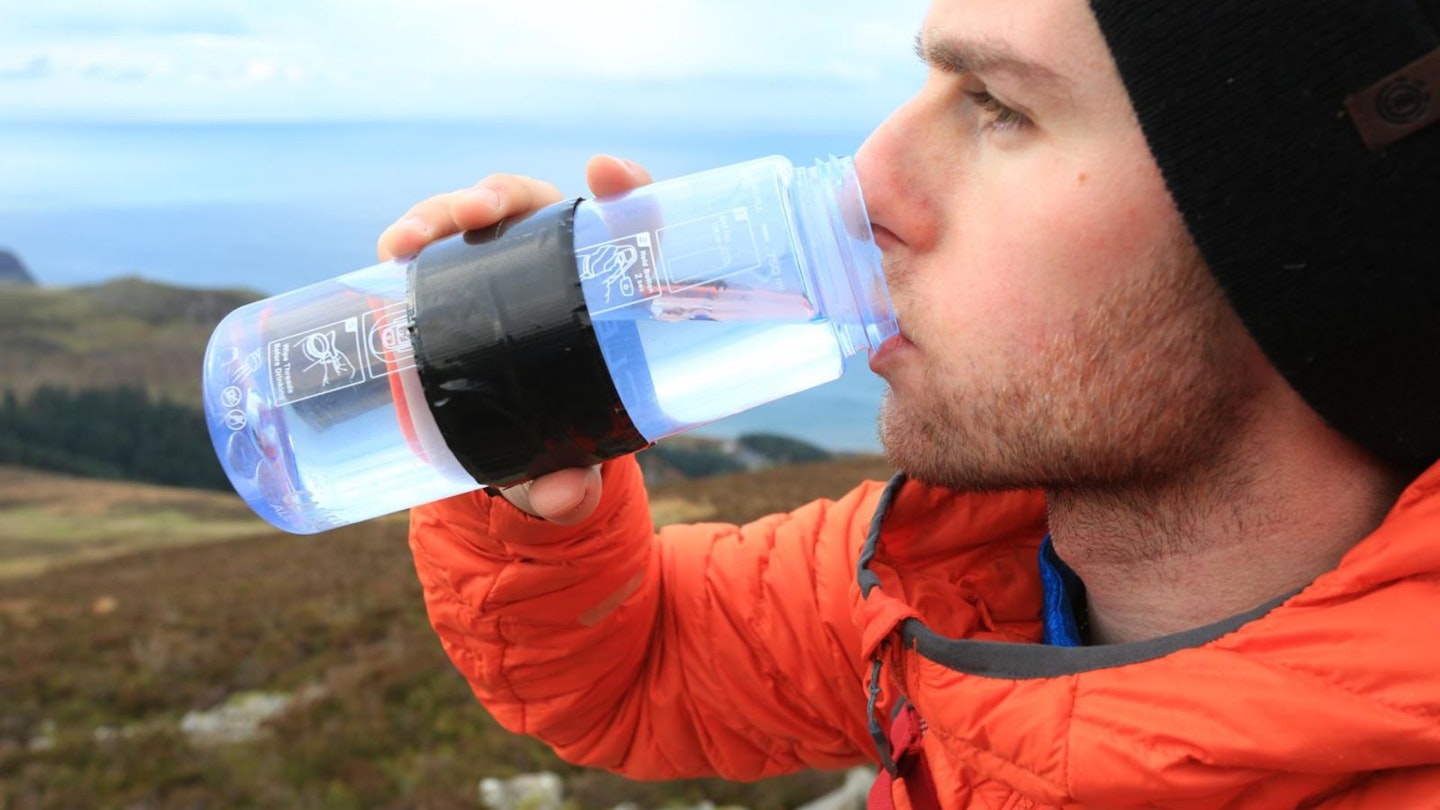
[{"xmin": 409, "ymin": 455, "xmax": 1440, "ymax": 809}]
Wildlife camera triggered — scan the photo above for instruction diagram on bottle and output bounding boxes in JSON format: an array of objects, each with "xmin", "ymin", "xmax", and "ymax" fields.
[
  {"xmin": 362, "ymin": 303, "xmax": 416, "ymax": 380},
  {"xmin": 657, "ymin": 208, "xmax": 761, "ymax": 289},
  {"xmin": 228, "ymin": 347, "xmax": 264, "ymax": 385},
  {"xmin": 268, "ymin": 318, "xmax": 366, "ymax": 406},
  {"xmin": 578, "ymin": 207, "xmax": 764, "ymax": 317},
  {"xmin": 577, "ymin": 232, "xmax": 660, "ymax": 314}
]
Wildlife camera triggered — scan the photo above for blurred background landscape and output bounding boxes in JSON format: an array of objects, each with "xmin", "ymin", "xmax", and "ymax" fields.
[
  {"xmin": 0, "ymin": 172, "xmax": 898, "ymax": 810},
  {"xmin": 0, "ymin": 1, "xmax": 925, "ymax": 807}
]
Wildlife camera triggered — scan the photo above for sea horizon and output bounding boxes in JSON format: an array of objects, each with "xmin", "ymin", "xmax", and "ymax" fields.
[{"xmin": 0, "ymin": 119, "xmax": 892, "ymax": 452}]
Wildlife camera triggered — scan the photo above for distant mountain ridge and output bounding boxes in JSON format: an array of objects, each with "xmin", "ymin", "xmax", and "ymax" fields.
[
  {"xmin": 0, "ymin": 249, "xmax": 37, "ymax": 286},
  {"xmin": 0, "ymin": 272, "xmax": 261, "ymax": 407},
  {"xmin": 0, "ymin": 266, "xmax": 855, "ymax": 486}
]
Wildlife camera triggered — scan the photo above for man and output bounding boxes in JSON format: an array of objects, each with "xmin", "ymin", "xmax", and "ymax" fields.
[{"xmin": 379, "ymin": 1, "xmax": 1440, "ymax": 806}]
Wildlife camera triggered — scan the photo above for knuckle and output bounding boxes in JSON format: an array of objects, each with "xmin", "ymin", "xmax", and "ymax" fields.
[
  {"xmin": 407, "ymin": 193, "xmax": 450, "ymax": 217},
  {"xmin": 477, "ymin": 173, "xmax": 514, "ymax": 191}
]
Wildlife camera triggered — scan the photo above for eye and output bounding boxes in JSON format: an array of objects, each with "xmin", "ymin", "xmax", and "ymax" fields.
[{"xmin": 965, "ymin": 89, "xmax": 1031, "ymax": 131}]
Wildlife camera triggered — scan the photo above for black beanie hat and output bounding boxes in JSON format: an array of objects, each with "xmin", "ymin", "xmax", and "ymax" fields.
[{"xmin": 1087, "ymin": 0, "xmax": 1440, "ymax": 471}]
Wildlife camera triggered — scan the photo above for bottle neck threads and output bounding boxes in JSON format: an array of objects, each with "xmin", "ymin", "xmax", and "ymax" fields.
[{"xmin": 791, "ymin": 156, "xmax": 899, "ymax": 358}]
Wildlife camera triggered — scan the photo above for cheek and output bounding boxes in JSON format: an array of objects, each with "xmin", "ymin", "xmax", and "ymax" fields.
[
  {"xmin": 917, "ymin": 176, "xmax": 1065, "ymax": 353},
  {"xmin": 911, "ymin": 152, "xmax": 1186, "ymax": 364},
  {"xmin": 982, "ymin": 154, "xmax": 1185, "ymax": 323}
]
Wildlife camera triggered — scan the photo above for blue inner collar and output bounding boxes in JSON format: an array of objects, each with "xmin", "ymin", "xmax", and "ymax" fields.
[{"xmin": 1039, "ymin": 535, "xmax": 1089, "ymax": 646}]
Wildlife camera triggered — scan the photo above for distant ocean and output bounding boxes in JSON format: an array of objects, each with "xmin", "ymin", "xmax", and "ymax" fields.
[{"xmin": 0, "ymin": 120, "xmax": 890, "ymax": 452}]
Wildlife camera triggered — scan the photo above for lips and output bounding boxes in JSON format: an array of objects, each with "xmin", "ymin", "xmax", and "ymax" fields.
[
  {"xmin": 867, "ymin": 219, "xmax": 915, "ymax": 375},
  {"xmin": 869, "ymin": 333, "xmax": 916, "ymax": 375}
]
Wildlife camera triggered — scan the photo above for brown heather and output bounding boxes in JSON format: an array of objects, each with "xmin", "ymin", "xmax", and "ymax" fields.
[{"xmin": 0, "ymin": 456, "xmax": 894, "ymax": 810}]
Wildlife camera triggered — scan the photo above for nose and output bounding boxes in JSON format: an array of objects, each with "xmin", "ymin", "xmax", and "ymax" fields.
[
  {"xmin": 855, "ymin": 114, "xmax": 901, "ymax": 234},
  {"xmin": 855, "ymin": 95, "xmax": 933, "ymax": 251}
]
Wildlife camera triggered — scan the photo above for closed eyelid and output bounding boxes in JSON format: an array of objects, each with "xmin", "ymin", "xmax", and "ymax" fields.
[{"xmin": 966, "ymin": 89, "xmax": 1032, "ymax": 129}]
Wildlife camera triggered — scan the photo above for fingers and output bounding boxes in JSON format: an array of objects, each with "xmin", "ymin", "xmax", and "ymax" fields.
[
  {"xmin": 454, "ymin": 173, "xmax": 565, "ymax": 231},
  {"xmin": 586, "ymin": 155, "xmax": 654, "ymax": 197},
  {"xmin": 501, "ymin": 465, "xmax": 604, "ymax": 525},
  {"xmin": 376, "ymin": 194, "xmax": 456, "ymax": 261},
  {"xmin": 378, "ymin": 161, "xmax": 649, "ymax": 261},
  {"xmin": 376, "ymin": 174, "xmax": 566, "ymax": 261}
]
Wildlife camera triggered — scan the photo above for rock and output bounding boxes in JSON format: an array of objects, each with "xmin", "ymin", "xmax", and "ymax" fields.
[
  {"xmin": 474, "ymin": 767, "xmax": 868, "ymax": 810},
  {"xmin": 657, "ymin": 802, "xmax": 747, "ymax": 810},
  {"xmin": 26, "ymin": 720, "xmax": 57, "ymax": 752},
  {"xmin": 0, "ymin": 250, "xmax": 36, "ymax": 286},
  {"xmin": 794, "ymin": 767, "xmax": 876, "ymax": 810},
  {"xmin": 478, "ymin": 771, "xmax": 564, "ymax": 810},
  {"xmin": 92, "ymin": 723, "xmax": 151, "ymax": 744},
  {"xmin": 179, "ymin": 687, "xmax": 321, "ymax": 746}
]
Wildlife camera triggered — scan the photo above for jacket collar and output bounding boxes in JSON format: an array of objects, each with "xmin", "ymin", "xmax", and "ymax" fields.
[{"xmin": 856, "ymin": 464, "xmax": 1440, "ymax": 804}]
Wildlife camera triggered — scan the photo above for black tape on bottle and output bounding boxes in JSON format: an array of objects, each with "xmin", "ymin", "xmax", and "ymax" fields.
[{"xmin": 407, "ymin": 199, "xmax": 647, "ymax": 487}]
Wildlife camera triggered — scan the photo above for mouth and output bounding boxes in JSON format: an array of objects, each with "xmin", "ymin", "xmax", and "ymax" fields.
[
  {"xmin": 866, "ymin": 221, "xmax": 913, "ymax": 375},
  {"xmin": 868, "ymin": 333, "xmax": 916, "ymax": 375}
]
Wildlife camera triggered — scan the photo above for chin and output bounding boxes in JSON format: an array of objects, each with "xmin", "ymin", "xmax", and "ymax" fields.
[
  {"xmin": 877, "ymin": 390, "xmax": 1040, "ymax": 494},
  {"xmin": 876, "ymin": 392, "xmax": 939, "ymax": 479}
]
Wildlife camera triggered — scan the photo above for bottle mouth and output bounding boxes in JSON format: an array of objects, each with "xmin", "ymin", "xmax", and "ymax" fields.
[{"xmin": 798, "ymin": 156, "xmax": 900, "ymax": 357}]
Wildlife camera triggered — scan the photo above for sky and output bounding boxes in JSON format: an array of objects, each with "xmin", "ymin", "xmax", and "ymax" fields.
[
  {"xmin": 0, "ymin": 0, "xmax": 928, "ymax": 450},
  {"xmin": 0, "ymin": 0, "xmax": 931, "ymax": 129}
]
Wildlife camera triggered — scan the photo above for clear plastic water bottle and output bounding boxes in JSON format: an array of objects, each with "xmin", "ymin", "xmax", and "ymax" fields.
[{"xmin": 203, "ymin": 155, "xmax": 898, "ymax": 534}]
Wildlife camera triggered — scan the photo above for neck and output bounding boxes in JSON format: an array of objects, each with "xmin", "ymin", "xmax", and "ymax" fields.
[{"xmin": 1046, "ymin": 387, "xmax": 1408, "ymax": 645}]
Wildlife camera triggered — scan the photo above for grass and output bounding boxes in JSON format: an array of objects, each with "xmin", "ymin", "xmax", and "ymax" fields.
[
  {"xmin": 0, "ymin": 456, "xmax": 894, "ymax": 810},
  {"xmin": 0, "ymin": 467, "xmax": 274, "ymax": 579}
]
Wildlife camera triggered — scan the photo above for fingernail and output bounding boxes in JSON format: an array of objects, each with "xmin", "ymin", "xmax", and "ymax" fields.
[
  {"xmin": 463, "ymin": 186, "xmax": 503, "ymax": 211},
  {"xmin": 396, "ymin": 215, "xmax": 432, "ymax": 237},
  {"xmin": 599, "ymin": 154, "xmax": 635, "ymax": 175}
]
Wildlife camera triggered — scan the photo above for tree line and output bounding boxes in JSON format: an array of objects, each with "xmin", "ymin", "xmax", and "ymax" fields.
[
  {"xmin": 0, "ymin": 385, "xmax": 230, "ymax": 490},
  {"xmin": 0, "ymin": 385, "xmax": 840, "ymax": 493}
]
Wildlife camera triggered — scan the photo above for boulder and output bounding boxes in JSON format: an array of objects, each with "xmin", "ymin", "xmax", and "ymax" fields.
[
  {"xmin": 478, "ymin": 771, "xmax": 564, "ymax": 810},
  {"xmin": 179, "ymin": 686, "xmax": 323, "ymax": 746}
]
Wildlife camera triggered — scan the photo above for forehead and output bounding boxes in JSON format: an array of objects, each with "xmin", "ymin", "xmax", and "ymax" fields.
[{"xmin": 919, "ymin": 0, "xmax": 1114, "ymax": 86}]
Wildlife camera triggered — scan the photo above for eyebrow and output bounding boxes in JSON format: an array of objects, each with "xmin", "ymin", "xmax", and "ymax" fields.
[{"xmin": 914, "ymin": 32, "xmax": 1070, "ymax": 89}]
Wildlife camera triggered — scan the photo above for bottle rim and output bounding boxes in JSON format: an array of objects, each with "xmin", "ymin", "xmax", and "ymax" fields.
[{"xmin": 798, "ymin": 155, "xmax": 900, "ymax": 357}]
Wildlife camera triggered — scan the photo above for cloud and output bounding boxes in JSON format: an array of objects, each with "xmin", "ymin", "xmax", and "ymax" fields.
[
  {"xmin": 0, "ymin": 56, "xmax": 52, "ymax": 81},
  {"xmin": 0, "ymin": 1, "xmax": 254, "ymax": 38},
  {"xmin": 0, "ymin": 0, "xmax": 930, "ymax": 125}
]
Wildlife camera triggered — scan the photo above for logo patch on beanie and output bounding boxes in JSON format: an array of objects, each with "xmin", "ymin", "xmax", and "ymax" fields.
[{"xmin": 1347, "ymin": 46, "xmax": 1440, "ymax": 150}]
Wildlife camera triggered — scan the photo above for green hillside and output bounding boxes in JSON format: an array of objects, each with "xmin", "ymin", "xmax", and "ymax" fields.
[
  {"xmin": 0, "ymin": 276, "xmax": 260, "ymax": 408},
  {"xmin": 0, "ymin": 278, "xmax": 844, "ymax": 490}
]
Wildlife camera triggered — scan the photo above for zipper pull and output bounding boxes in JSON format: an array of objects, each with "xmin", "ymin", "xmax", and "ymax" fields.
[{"xmin": 865, "ymin": 642, "xmax": 898, "ymax": 776}]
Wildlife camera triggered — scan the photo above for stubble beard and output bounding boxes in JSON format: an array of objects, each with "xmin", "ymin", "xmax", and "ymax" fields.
[{"xmin": 878, "ymin": 234, "xmax": 1262, "ymax": 499}]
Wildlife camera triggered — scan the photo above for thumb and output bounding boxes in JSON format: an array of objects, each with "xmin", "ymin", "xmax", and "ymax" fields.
[{"xmin": 503, "ymin": 465, "xmax": 604, "ymax": 525}]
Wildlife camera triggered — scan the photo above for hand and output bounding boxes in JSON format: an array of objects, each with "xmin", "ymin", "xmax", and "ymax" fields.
[{"xmin": 378, "ymin": 155, "xmax": 654, "ymax": 525}]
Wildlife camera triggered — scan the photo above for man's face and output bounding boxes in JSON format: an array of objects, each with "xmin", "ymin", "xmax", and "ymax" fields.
[{"xmin": 859, "ymin": 0, "xmax": 1266, "ymax": 492}]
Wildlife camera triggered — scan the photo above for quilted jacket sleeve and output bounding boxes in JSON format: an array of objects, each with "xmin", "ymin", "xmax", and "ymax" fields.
[{"xmin": 408, "ymin": 454, "xmax": 890, "ymax": 780}]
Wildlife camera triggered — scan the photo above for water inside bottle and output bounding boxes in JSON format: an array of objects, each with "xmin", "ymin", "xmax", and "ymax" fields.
[
  {"xmin": 204, "ymin": 261, "xmax": 474, "ymax": 533},
  {"xmin": 574, "ymin": 157, "xmax": 850, "ymax": 440},
  {"xmin": 573, "ymin": 153, "xmax": 875, "ymax": 438},
  {"xmin": 625, "ymin": 316, "xmax": 844, "ymax": 427}
]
